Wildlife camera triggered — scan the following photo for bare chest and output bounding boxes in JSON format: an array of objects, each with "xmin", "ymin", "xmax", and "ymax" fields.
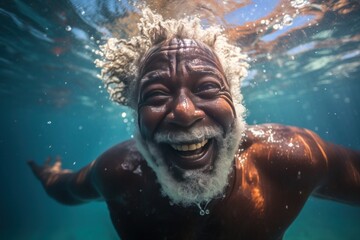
[
  {"xmin": 103, "ymin": 156, "xmax": 311, "ymax": 240},
  {"xmin": 105, "ymin": 185, "xmax": 294, "ymax": 240}
]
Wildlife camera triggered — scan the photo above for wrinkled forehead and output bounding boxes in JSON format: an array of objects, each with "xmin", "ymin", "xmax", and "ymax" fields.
[{"xmin": 139, "ymin": 38, "xmax": 225, "ymax": 77}]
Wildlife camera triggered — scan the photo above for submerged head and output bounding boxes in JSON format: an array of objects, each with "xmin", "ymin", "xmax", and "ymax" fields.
[
  {"xmin": 137, "ymin": 37, "xmax": 236, "ymax": 169},
  {"xmin": 96, "ymin": 8, "xmax": 248, "ymax": 206}
]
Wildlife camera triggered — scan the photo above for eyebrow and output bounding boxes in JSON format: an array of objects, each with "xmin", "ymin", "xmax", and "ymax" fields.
[
  {"xmin": 139, "ymin": 70, "xmax": 171, "ymax": 91},
  {"xmin": 186, "ymin": 64, "xmax": 226, "ymax": 82}
]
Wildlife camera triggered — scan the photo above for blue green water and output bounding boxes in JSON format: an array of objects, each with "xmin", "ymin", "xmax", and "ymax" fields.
[{"xmin": 1, "ymin": 0, "xmax": 360, "ymax": 239}]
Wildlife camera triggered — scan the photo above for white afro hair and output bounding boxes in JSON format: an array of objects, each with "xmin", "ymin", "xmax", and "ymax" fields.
[{"xmin": 95, "ymin": 8, "xmax": 248, "ymax": 118}]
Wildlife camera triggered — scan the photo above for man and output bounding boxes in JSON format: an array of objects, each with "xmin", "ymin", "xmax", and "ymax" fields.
[{"xmin": 28, "ymin": 9, "xmax": 360, "ymax": 240}]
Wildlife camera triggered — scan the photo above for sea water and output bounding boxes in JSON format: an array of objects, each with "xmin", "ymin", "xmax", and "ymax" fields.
[{"xmin": 1, "ymin": 0, "xmax": 359, "ymax": 239}]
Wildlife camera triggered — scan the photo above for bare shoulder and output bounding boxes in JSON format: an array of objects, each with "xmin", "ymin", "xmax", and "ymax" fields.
[
  {"xmin": 244, "ymin": 124, "xmax": 315, "ymax": 142},
  {"xmin": 241, "ymin": 124, "xmax": 328, "ymax": 182},
  {"xmin": 92, "ymin": 139, "xmax": 148, "ymax": 198},
  {"xmin": 243, "ymin": 123, "xmax": 324, "ymax": 150},
  {"xmin": 95, "ymin": 139, "xmax": 143, "ymax": 169}
]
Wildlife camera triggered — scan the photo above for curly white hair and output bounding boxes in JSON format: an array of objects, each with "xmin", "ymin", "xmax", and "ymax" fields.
[{"xmin": 95, "ymin": 8, "xmax": 248, "ymax": 118}]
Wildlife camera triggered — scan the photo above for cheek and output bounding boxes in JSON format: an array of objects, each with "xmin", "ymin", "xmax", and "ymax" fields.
[
  {"xmin": 200, "ymin": 98, "xmax": 236, "ymax": 132},
  {"xmin": 138, "ymin": 105, "xmax": 167, "ymax": 139}
]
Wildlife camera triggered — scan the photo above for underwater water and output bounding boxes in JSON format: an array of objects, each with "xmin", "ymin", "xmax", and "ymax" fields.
[{"xmin": 1, "ymin": 0, "xmax": 360, "ymax": 239}]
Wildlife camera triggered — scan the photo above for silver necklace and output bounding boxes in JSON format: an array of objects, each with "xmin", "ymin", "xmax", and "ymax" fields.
[{"xmin": 196, "ymin": 200, "xmax": 211, "ymax": 216}]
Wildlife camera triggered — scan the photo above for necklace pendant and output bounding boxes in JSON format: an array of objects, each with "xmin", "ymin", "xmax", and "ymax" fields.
[{"xmin": 196, "ymin": 200, "xmax": 211, "ymax": 216}]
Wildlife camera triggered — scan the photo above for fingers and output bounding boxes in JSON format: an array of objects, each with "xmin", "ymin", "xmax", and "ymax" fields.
[
  {"xmin": 45, "ymin": 157, "xmax": 52, "ymax": 166},
  {"xmin": 27, "ymin": 157, "xmax": 56, "ymax": 174},
  {"xmin": 44, "ymin": 156, "xmax": 61, "ymax": 166},
  {"xmin": 28, "ymin": 156, "xmax": 67, "ymax": 176},
  {"xmin": 27, "ymin": 160, "xmax": 38, "ymax": 170},
  {"xmin": 53, "ymin": 160, "xmax": 62, "ymax": 171},
  {"xmin": 55, "ymin": 156, "xmax": 62, "ymax": 166},
  {"xmin": 27, "ymin": 160, "xmax": 42, "ymax": 178}
]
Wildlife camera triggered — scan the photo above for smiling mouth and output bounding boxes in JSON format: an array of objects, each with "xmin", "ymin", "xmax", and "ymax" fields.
[
  {"xmin": 170, "ymin": 139, "xmax": 208, "ymax": 153},
  {"xmin": 164, "ymin": 139, "xmax": 213, "ymax": 169}
]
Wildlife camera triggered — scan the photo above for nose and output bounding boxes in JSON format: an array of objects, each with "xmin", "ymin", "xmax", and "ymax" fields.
[{"xmin": 166, "ymin": 91, "xmax": 205, "ymax": 127}]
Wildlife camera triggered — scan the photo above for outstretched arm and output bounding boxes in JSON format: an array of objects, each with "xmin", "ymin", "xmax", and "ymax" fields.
[
  {"xmin": 312, "ymin": 138, "xmax": 360, "ymax": 205},
  {"xmin": 28, "ymin": 157, "xmax": 101, "ymax": 205},
  {"xmin": 247, "ymin": 124, "xmax": 360, "ymax": 205}
]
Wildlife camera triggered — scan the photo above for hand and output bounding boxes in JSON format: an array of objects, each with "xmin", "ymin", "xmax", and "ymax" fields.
[{"xmin": 28, "ymin": 157, "xmax": 72, "ymax": 186}]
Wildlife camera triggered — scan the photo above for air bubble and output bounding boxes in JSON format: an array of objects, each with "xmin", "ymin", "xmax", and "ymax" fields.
[
  {"xmin": 273, "ymin": 23, "xmax": 281, "ymax": 30},
  {"xmin": 291, "ymin": 0, "xmax": 309, "ymax": 8},
  {"xmin": 282, "ymin": 15, "xmax": 293, "ymax": 26},
  {"xmin": 199, "ymin": 210, "xmax": 205, "ymax": 216}
]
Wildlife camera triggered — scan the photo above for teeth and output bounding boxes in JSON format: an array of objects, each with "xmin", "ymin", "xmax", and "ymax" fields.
[{"xmin": 171, "ymin": 140, "xmax": 208, "ymax": 152}]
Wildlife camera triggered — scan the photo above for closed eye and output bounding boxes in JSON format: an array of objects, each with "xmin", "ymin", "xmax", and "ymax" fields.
[
  {"xmin": 195, "ymin": 82, "xmax": 221, "ymax": 98},
  {"xmin": 141, "ymin": 89, "xmax": 170, "ymax": 105}
]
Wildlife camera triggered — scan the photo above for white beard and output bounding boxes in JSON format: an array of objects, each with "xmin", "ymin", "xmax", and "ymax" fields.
[{"xmin": 135, "ymin": 117, "xmax": 245, "ymax": 207}]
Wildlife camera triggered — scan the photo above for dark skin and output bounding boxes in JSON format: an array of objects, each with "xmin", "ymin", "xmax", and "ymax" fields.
[{"xmin": 29, "ymin": 38, "xmax": 360, "ymax": 240}]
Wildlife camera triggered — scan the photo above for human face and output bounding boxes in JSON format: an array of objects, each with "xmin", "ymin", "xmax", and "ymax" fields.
[{"xmin": 137, "ymin": 38, "xmax": 237, "ymax": 171}]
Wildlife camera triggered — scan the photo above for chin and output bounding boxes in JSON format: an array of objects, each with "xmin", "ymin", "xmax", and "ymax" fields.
[{"xmin": 135, "ymin": 117, "xmax": 245, "ymax": 207}]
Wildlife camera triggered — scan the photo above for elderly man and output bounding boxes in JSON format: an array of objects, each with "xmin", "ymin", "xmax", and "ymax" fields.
[{"xmin": 28, "ymin": 9, "xmax": 360, "ymax": 240}]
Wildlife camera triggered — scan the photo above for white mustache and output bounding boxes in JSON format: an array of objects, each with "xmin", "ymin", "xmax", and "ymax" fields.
[{"xmin": 154, "ymin": 125, "xmax": 223, "ymax": 144}]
